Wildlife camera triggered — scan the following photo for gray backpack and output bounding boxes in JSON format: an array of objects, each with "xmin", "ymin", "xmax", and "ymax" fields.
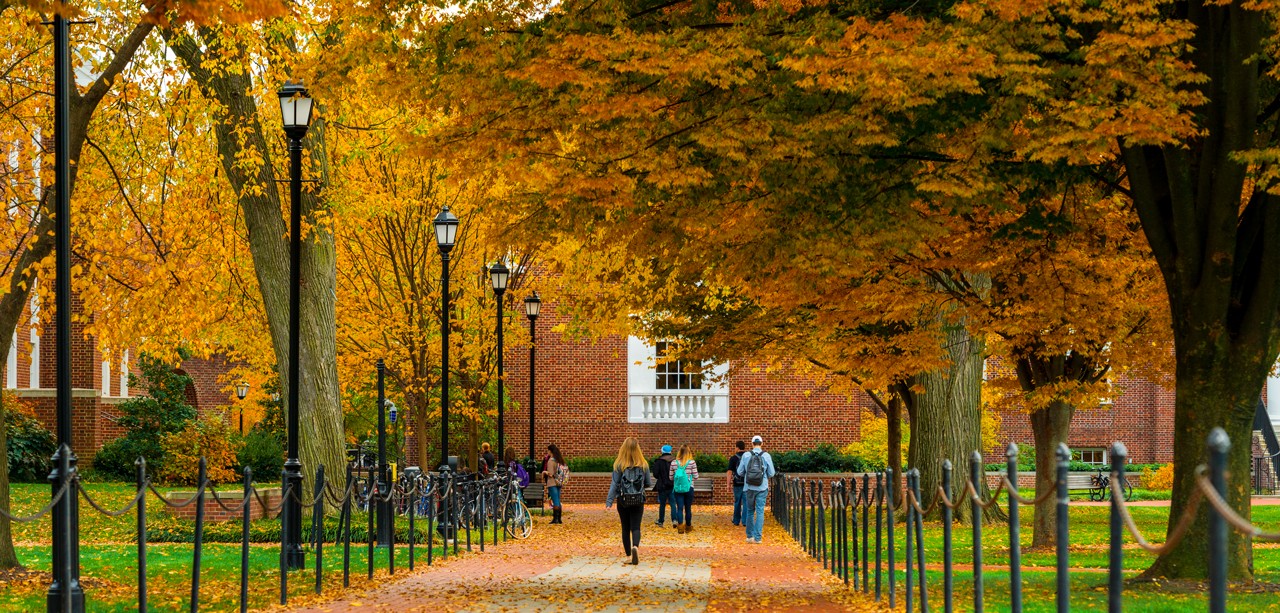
[{"xmin": 745, "ymin": 450, "xmax": 766, "ymax": 487}]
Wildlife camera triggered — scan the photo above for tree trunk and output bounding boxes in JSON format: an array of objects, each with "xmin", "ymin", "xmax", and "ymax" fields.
[
  {"xmin": 1029, "ymin": 400, "xmax": 1074, "ymax": 549},
  {"xmin": 887, "ymin": 395, "xmax": 904, "ymax": 504},
  {"xmin": 909, "ymin": 319, "xmax": 999, "ymax": 524},
  {"xmin": 164, "ymin": 30, "xmax": 346, "ymax": 487},
  {"xmin": 1139, "ymin": 342, "xmax": 1260, "ymax": 581}
]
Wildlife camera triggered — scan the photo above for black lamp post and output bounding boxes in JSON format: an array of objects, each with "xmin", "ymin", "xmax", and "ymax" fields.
[
  {"xmin": 48, "ymin": 7, "xmax": 83, "ymax": 611},
  {"xmin": 489, "ymin": 262, "xmax": 509, "ymax": 455},
  {"xmin": 235, "ymin": 381, "xmax": 250, "ymax": 434},
  {"xmin": 277, "ymin": 80, "xmax": 313, "ymax": 571},
  {"xmin": 524, "ymin": 292, "xmax": 540, "ymax": 462},
  {"xmin": 434, "ymin": 207, "xmax": 458, "ymax": 470},
  {"xmin": 376, "ymin": 360, "xmax": 392, "ymax": 545}
]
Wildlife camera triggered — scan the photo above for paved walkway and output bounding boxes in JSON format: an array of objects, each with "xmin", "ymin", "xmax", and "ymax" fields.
[{"xmin": 288, "ymin": 505, "xmax": 872, "ymax": 612}]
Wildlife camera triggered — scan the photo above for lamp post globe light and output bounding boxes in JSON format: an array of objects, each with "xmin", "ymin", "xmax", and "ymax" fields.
[
  {"xmin": 524, "ymin": 291, "xmax": 540, "ymax": 462},
  {"xmin": 434, "ymin": 207, "xmax": 458, "ymax": 473},
  {"xmin": 235, "ymin": 381, "xmax": 250, "ymax": 434},
  {"xmin": 277, "ymin": 79, "xmax": 313, "ymax": 571},
  {"xmin": 489, "ymin": 261, "xmax": 510, "ymax": 456}
]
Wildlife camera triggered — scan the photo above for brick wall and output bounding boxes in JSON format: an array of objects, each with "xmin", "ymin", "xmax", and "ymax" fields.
[
  {"xmin": 163, "ymin": 488, "xmax": 283, "ymax": 522},
  {"xmin": 497, "ymin": 303, "xmax": 868, "ymax": 462}
]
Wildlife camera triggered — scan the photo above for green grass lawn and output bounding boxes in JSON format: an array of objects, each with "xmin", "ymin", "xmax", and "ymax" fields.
[
  {"xmin": 4, "ymin": 482, "xmax": 507, "ymax": 611},
  {"xmin": 801, "ymin": 502, "xmax": 1280, "ymax": 611}
]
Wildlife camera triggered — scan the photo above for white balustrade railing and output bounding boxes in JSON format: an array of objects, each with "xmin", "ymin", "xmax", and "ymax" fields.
[{"xmin": 627, "ymin": 392, "xmax": 729, "ymax": 423}]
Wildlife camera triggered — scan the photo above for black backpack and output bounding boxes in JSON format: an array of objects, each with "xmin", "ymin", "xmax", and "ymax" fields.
[
  {"xmin": 618, "ymin": 467, "xmax": 647, "ymax": 508},
  {"xmin": 745, "ymin": 450, "xmax": 767, "ymax": 487}
]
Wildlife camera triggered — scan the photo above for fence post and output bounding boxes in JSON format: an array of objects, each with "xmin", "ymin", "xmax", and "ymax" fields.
[
  {"xmin": 817, "ymin": 481, "xmax": 826, "ymax": 565},
  {"xmin": 1006, "ymin": 443, "xmax": 1022, "ymax": 613},
  {"xmin": 914, "ymin": 469, "xmax": 928, "ymax": 613},
  {"xmin": 942, "ymin": 460, "xmax": 953, "ymax": 613},
  {"xmin": 862, "ymin": 473, "xmax": 870, "ymax": 593},
  {"xmin": 136, "ymin": 458, "xmax": 148, "ymax": 613},
  {"xmin": 343, "ymin": 465, "xmax": 353, "ymax": 588},
  {"xmin": 427, "ymin": 475, "xmax": 436, "ymax": 566},
  {"xmin": 191, "ymin": 457, "xmax": 206, "ymax": 613},
  {"xmin": 367, "ymin": 484, "xmax": 375, "ymax": 580},
  {"xmin": 1055, "ymin": 444, "xmax": 1070, "ymax": 613},
  {"xmin": 970, "ymin": 451, "xmax": 984, "ymax": 613},
  {"xmin": 240, "ymin": 467, "xmax": 251, "ymax": 613},
  {"xmin": 906, "ymin": 470, "xmax": 914, "ymax": 613},
  {"xmin": 1208, "ymin": 428, "xmax": 1229, "ymax": 613},
  {"xmin": 1108, "ymin": 441, "xmax": 1127, "ymax": 613},
  {"xmin": 279, "ymin": 475, "xmax": 288, "ymax": 605},
  {"xmin": 409, "ymin": 478, "xmax": 416, "ymax": 571},
  {"xmin": 886, "ymin": 467, "xmax": 895, "ymax": 609},
  {"xmin": 313, "ymin": 464, "xmax": 325, "ymax": 595},
  {"xmin": 875, "ymin": 471, "xmax": 883, "ymax": 602}
]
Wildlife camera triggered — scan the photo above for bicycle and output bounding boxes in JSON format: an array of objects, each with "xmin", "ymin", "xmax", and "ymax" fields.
[
  {"xmin": 501, "ymin": 476, "xmax": 533, "ymax": 539},
  {"xmin": 1088, "ymin": 468, "xmax": 1134, "ymax": 502}
]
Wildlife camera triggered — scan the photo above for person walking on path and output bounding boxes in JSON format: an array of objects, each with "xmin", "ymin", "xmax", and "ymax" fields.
[
  {"xmin": 542, "ymin": 444, "xmax": 569, "ymax": 524},
  {"xmin": 737, "ymin": 435, "xmax": 776, "ymax": 543},
  {"xmin": 606, "ymin": 437, "xmax": 653, "ymax": 565},
  {"xmin": 652, "ymin": 445, "xmax": 674, "ymax": 526},
  {"xmin": 727, "ymin": 441, "xmax": 746, "ymax": 526},
  {"xmin": 669, "ymin": 444, "xmax": 699, "ymax": 534}
]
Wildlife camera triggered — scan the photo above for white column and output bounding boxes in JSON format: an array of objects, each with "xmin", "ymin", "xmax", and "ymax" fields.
[
  {"xmin": 5, "ymin": 331, "xmax": 15, "ymax": 389},
  {"xmin": 119, "ymin": 350, "xmax": 130, "ymax": 397},
  {"xmin": 28, "ymin": 290, "xmax": 39, "ymax": 389},
  {"xmin": 101, "ymin": 360, "xmax": 111, "ymax": 397}
]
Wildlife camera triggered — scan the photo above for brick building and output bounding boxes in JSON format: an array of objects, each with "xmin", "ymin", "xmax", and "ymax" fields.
[
  {"xmin": 2, "ymin": 289, "xmax": 238, "ymax": 466},
  {"xmin": 492, "ymin": 303, "xmax": 1185, "ymax": 466}
]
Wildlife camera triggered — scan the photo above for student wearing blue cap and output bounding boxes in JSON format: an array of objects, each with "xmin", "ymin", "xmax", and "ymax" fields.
[{"xmin": 651, "ymin": 444, "xmax": 674, "ymax": 526}]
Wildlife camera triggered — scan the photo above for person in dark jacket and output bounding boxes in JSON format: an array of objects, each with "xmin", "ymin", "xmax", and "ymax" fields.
[
  {"xmin": 727, "ymin": 441, "xmax": 746, "ymax": 526},
  {"xmin": 481, "ymin": 443, "xmax": 497, "ymax": 476},
  {"xmin": 651, "ymin": 445, "xmax": 674, "ymax": 526},
  {"xmin": 606, "ymin": 437, "xmax": 653, "ymax": 565}
]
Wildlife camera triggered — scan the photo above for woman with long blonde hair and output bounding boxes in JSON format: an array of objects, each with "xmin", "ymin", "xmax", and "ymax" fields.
[
  {"xmin": 668, "ymin": 444, "xmax": 700, "ymax": 533},
  {"xmin": 606, "ymin": 437, "xmax": 652, "ymax": 565}
]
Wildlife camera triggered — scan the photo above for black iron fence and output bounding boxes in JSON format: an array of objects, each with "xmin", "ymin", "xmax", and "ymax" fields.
[
  {"xmin": 770, "ymin": 428, "xmax": 1280, "ymax": 612},
  {"xmin": 5, "ymin": 450, "xmax": 521, "ymax": 612}
]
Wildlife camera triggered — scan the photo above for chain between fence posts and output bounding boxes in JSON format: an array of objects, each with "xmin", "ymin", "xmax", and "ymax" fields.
[
  {"xmin": 343, "ymin": 465, "xmax": 353, "ymax": 588},
  {"xmin": 1006, "ymin": 443, "xmax": 1022, "ymax": 613},
  {"xmin": 913, "ymin": 470, "xmax": 928, "ymax": 613},
  {"xmin": 191, "ymin": 458, "xmax": 206, "ymax": 613},
  {"xmin": 240, "ymin": 468, "xmax": 251, "ymax": 613},
  {"xmin": 942, "ymin": 460, "xmax": 953, "ymax": 613},
  {"xmin": 1108, "ymin": 441, "xmax": 1127, "ymax": 613},
  {"xmin": 875, "ymin": 471, "xmax": 883, "ymax": 602},
  {"xmin": 136, "ymin": 458, "xmax": 148, "ymax": 613},
  {"xmin": 969, "ymin": 451, "xmax": 984, "ymax": 613},
  {"xmin": 1055, "ymin": 444, "xmax": 1070, "ymax": 613},
  {"xmin": 1208, "ymin": 428, "xmax": 1229, "ymax": 613},
  {"xmin": 886, "ymin": 467, "xmax": 895, "ymax": 609}
]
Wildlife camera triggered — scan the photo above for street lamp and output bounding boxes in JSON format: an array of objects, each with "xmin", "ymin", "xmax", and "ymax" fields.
[
  {"xmin": 376, "ymin": 359, "xmax": 392, "ymax": 546},
  {"xmin": 489, "ymin": 261, "xmax": 509, "ymax": 455},
  {"xmin": 524, "ymin": 291, "xmax": 540, "ymax": 461},
  {"xmin": 235, "ymin": 381, "xmax": 250, "ymax": 434},
  {"xmin": 434, "ymin": 206, "xmax": 458, "ymax": 471},
  {"xmin": 277, "ymin": 79, "xmax": 313, "ymax": 571}
]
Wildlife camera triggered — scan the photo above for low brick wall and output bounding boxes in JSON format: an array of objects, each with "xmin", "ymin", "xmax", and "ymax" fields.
[{"xmin": 163, "ymin": 487, "xmax": 282, "ymax": 522}]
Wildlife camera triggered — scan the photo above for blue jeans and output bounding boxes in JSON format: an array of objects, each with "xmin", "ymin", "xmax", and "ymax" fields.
[
  {"xmin": 547, "ymin": 485, "xmax": 562, "ymax": 508},
  {"xmin": 732, "ymin": 484, "xmax": 744, "ymax": 525},
  {"xmin": 671, "ymin": 491, "xmax": 693, "ymax": 526},
  {"xmin": 744, "ymin": 489, "xmax": 768, "ymax": 541},
  {"xmin": 656, "ymin": 489, "xmax": 672, "ymax": 523}
]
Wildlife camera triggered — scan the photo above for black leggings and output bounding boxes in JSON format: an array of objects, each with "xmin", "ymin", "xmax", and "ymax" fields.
[{"xmin": 618, "ymin": 505, "xmax": 644, "ymax": 554}]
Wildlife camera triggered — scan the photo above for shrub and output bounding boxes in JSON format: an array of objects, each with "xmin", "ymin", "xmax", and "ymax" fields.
[
  {"xmin": 568, "ymin": 456, "xmax": 614, "ymax": 472},
  {"xmin": 158, "ymin": 417, "xmax": 239, "ymax": 485},
  {"xmin": 842, "ymin": 413, "xmax": 909, "ymax": 469},
  {"xmin": 93, "ymin": 353, "xmax": 197, "ymax": 480},
  {"xmin": 237, "ymin": 429, "xmax": 284, "ymax": 482},
  {"xmin": 3, "ymin": 393, "xmax": 55, "ymax": 482},
  {"xmin": 1143, "ymin": 463, "xmax": 1174, "ymax": 491}
]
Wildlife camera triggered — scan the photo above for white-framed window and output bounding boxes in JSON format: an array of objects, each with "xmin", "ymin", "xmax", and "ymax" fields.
[
  {"xmin": 1073, "ymin": 448, "xmax": 1108, "ymax": 466},
  {"xmin": 627, "ymin": 337, "xmax": 729, "ymax": 423}
]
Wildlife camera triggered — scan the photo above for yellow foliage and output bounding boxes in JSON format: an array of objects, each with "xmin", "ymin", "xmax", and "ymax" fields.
[
  {"xmin": 1143, "ymin": 463, "xmax": 1174, "ymax": 491},
  {"xmin": 842, "ymin": 413, "xmax": 908, "ymax": 467},
  {"xmin": 158, "ymin": 417, "xmax": 239, "ymax": 485}
]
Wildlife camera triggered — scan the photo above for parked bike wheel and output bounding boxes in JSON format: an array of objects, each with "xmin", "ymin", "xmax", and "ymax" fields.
[{"xmin": 505, "ymin": 499, "xmax": 532, "ymax": 539}]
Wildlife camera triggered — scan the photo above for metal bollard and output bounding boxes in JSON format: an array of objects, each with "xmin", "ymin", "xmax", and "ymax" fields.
[
  {"xmin": 1108, "ymin": 442, "xmax": 1127, "ymax": 613},
  {"xmin": 913, "ymin": 469, "xmax": 928, "ymax": 613},
  {"xmin": 875, "ymin": 471, "xmax": 883, "ymax": 602},
  {"xmin": 970, "ymin": 451, "xmax": 984, "ymax": 613},
  {"xmin": 313, "ymin": 465, "xmax": 325, "ymax": 595},
  {"xmin": 942, "ymin": 460, "xmax": 953, "ymax": 613},
  {"xmin": 1007, "ymin": 443, "xmax": 1022, "ymax": 613},
  {"xmin": 137, "ymin": 458, "xmax": 148, "ymax": 613},
  {"xmin": 240, "ymin": 468, "xmax": 251, "ymax": 613},
  {"xmin": 1055, "ymin": 444, "xmax": 1070, "ymax": 613},
  {"xmin": 1208, "ymin": 429, "xmax": 1229, "ymax": 613},
  {"xmin": 886, "ymin": 467, "xmax": 895, "ymax": 609},
  {"xmin": 191, "ymin": 458, "xmax": 206, "ymax": 613}
]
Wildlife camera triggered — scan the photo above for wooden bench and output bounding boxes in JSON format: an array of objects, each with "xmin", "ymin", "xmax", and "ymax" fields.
[
  {"xmin": 647, "ymin": 476, "xmax": 715, "ymax": 501},
  {"xmin": 522, "ymin": 483, "xmax": 546, "ymax": 514}
]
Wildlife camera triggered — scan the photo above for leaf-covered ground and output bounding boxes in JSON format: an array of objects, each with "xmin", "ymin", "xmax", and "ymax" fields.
[{"xmin": 288, "ymin": 504, "xmax": 874, "ymax": 612}]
